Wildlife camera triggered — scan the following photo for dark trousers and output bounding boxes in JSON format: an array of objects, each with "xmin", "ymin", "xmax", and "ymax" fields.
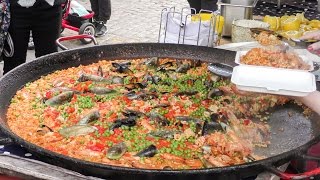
[
  {"xmin": 187, "ymin": 0, "xmax": 218, "ymax": 14},
  {"xmin": 89, "ymin": 0, "xmax": 111, "ymax": 23},
  {"xmin": 3, "ymin": 1, "xmax": 62, "ymax": 74}
]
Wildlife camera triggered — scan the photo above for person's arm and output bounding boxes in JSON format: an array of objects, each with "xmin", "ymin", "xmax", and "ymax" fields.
[{"xmin": 296, "ymin": 91, "xmax": 320, "ymax": 115}]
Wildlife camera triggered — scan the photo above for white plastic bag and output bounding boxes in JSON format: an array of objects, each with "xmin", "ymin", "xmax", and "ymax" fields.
[
  {"xmin": 70, "ymin": 0, "xmax": 90, "ymax": 17},
  {"xmin": 159, "ymin": 10, "xmax": 215, "ymax": 47}
]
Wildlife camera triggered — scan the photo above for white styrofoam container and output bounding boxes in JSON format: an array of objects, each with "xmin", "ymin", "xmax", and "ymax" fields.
[
  {"xmin": 235, "ymin": 51, "xmax": 314, "ymax": 71},
  {"xmin": 231, "ymin": 65, "xmax": 317, "ymax": 96}
]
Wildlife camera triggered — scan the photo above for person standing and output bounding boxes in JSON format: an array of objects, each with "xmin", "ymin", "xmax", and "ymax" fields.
[
  {"xmin": 187, "ymin": 0, "xmax": 218, "ymax": 14},
  {"xmin": 89, "ymin": 0, "xmax": 111, "ymax": 37},
  {"xmin": 2, "ymin": 0, "xmax": 65, "ymax": 74}
]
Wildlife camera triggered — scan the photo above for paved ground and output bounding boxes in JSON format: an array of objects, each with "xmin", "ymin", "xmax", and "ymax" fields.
[{"xmin": 0, "ymin": 0, "xmax": 188, "ymax": 76}]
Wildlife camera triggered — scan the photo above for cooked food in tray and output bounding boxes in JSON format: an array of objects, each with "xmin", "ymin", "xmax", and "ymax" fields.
[
  {"xmin": 253, "ymin": 31, "xmax": 282, "ymax": 46},
  {"xmin": 240, "ymin": 47, "xmax": 311, "ymax": 70},
  {"xmin": 7, "ymin": 58, "xmax": 288, "ymax": 169}
]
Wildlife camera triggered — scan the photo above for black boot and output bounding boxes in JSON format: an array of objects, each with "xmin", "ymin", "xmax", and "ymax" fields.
[{"xmin": 94, "ymin": 21, "xmax": 107, "ymax": 37}]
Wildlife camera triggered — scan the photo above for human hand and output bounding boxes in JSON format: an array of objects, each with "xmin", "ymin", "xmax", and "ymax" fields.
[{"xmin": 300, "ymin": 30, "xmax": 320, "ymax": 55}]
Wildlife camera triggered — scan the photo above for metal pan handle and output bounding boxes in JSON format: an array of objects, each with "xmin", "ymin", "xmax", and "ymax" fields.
[
  {"xmin": 56, "ymin": 35, "xmax": 98, "ymax": 50},
  {"xmin": 266, "ymin": 154, "xmax": 320, "ymax": 180},
  {"xmin": 266, "ymin": 165, "xmax": 320, "ymax": 180}
]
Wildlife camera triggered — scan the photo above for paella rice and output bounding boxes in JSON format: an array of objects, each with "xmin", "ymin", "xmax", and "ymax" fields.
[{"xmin": 7, "ymin": 58, "xmax": 288, "ymax": 169}]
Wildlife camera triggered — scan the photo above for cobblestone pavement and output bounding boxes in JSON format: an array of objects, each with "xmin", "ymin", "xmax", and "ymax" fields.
[
  {"xmin": 58, "ymin": 0, "xmax": 188, "ymax": 49},
  {"xmin": 0, "ymin": 0, "xmax": 188, "ymax": 76}
]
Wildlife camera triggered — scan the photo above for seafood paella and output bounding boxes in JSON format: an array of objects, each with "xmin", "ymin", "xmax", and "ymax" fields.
[{"xmin": 7, "ymin": 58, "xmax": 288, "ymax": 169}]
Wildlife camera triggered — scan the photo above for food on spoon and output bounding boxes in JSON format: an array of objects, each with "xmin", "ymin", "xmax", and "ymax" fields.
[{"xmin": 7, "ymin": 58, "xmax": 289, "ymax": 169}]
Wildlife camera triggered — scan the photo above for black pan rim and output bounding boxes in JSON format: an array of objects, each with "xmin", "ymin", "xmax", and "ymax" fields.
[{"xmin": 0, "ymin": 43, "xmax": 318, "ymax": 176}]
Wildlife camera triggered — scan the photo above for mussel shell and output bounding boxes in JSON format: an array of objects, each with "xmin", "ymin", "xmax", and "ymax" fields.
[
  {"xmin": 59, "ymin": 125, "xmax": 96, "ymax": 138},
  {"xmin": 210, "ymin": 113, "xmax": 219, "ymax": 122},
  {"xmin": 78, "ymin": 74, "xmax": 107, "ymax": 82},
  {"xmin": 135, "ymin": 145, "xmax": 157, "ymax": 157},
  {"xmin": 36, "ymin": 125, "xmax": 53, "ymax": 135},
  {"xmin": 110, "ymin": 116, "xmax": 137, "ymax": 130},
  {"xmin": 122, "ymin": 109, "xmax": 144, "ymax": 118},
  {"xmin": 97, "ymin": 66, "xmax": 103, "ymax": 77},
  {"xmin": 176, "ymin": 63, "xmax": 190, "ymax": 73},
  {"xmin": 148, "ymin": 112, "xmax": 170, "ymax": 126},
  {"xmin": 89, "ymin": 87, "xmax": 115, "ymax": 95},
  {"xmin": 112, "ymin": 76, "xmax": 124, "ymax": 84},
  {"xmin": 207, "ymin": 88, "xmax": 224, "ymax": 99},
  {"xmin": 175, "ymin": 90, "xmax": 198, "ymax": 96},
  {"xmin": 202, "ymin": 121, "xmax": 224, "ymax": 135},
  {"xmin": 144, "ymin": 57, "xmax": 159, "ymax": 66},
  {"xmin": 163, "ymin": 166, "xmax": 173, "ymax": 170},
  {"xmin": 153, "ymin": 103, "xmax": 170, "ymax": 108},
  {"xmin": 107, "ymin": 142, "xmax": 127, "ymax": 160},
  {"xmin": 78, "ymin": 110, "xmax": 100, "ymax": 125},
  {"xmin": 148, "ymin": 130, "xmax": 181, "ymax": 139},
  {"xmin": 175, "ymin": 116, "xmax": 201, "ymax": 123},
  {"xmin": 124, "ymin": 83, "xmax": 147, "ymax": 90},
  {"xmin": 112, "ymin": 62, "xmax": 132, "ymax": 74},
  {"xmin": 45, "ymin": 91, "xmax": 74, "ymax": 106}
]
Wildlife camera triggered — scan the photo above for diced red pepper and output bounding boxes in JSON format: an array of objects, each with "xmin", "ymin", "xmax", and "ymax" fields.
[
  {"xmin": 164, "ymin": 110, "xmax": 175, "ymax": 119},
  {"xmin": 87, "ymin": 143, "xmax": 105, "ymax": 152},
  {"xmin": 45, "ymin": 91, "xmax": 53, "ymax": 99},
  {"xmin": 122, "ymin": 96, "xmax": 131, "ymax": 105},
  {"xmin": 157, "ymin": 140, "xmax": 171, "ymax": 148},
  {"xmin": 66, "ymin": 107, "xmax": 75, "ymax": 114},
  {"xmin": 243, "ymin": 119, "xmax": 251, "ymax": 125}
]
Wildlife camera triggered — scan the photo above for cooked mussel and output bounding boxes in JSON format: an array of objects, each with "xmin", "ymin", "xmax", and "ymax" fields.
[
  {"xmin": 135, "ymin": 145, "xmax": 157, "ymax": 157},
  {"xmin": 175, "ymin": 116, "xmax": 201, "ymax": 123},
  {"xmin": 163, "ymin": 166, "xmax": 173, "ymax": 170},
  {"xmin": 45, "ymin": 91, "xmax": 74, "ymax": 106},
  {"xmin": 89, "ymin": 87, "xmax": 115, "ymax": 95},
  {"xmin": 124, "ymin": 83, "xmax": 147, "ymax": 90},
  {"xmin": 112, "ymin": 62, "xmax": 133, "ymax": 74},
  {"xmin": 175, "ymin": 90, "xmax": 198, "ymax": 96},
  {"xmin": 59, "ymin": 125, "xmax": 96, "ymax": 138},
  {"xmin": 97, "ymin": 66, "xmax": 103, "ymax": 77},
  {"xmin": 202, "ymin": 121, "xmax": 224, "ymax": 135},
  {"xmin": 147, "ymin": 112, "xmax": 170, "ymax": 126},
  {"xmin": 78, "ymin": 110, "xmax": 100, "ymax": 125},
  {"xmin": 109, "ymin": 116, "xmax": 137, "ymax": 130},
  {"xmin": 207, "ymin": 88, "xmax": 224, "ymax": 99},
  {"xmin": 143, "ymin": 74, "xmax": 161, "ymax": 84},
  {"xmin": 111, "ymin": 76, "xmax": 124, "ymax": 84},
  {"xmin": 122, "ymin": 109, "xmax": 144, "ymax": 118},
  {"xmin": 36, "ymin": 124, "xmax": 53, "ymax": 135},
  {"xmin": 144, "ymin": 57, "xmax": 159, "ymax": 67},
  {"xmin": 78, "ymin": 74, "xmax": 108, "ymax": 82},
  {"xmin": 153, "ymin": 103, "xmax": 170, "ymax": 109},
  {"xmin": 148, "ymin": 129, "xmax": 181, "ymax": 139},
  {"xmin": 126, "ymin": 91, "xmax": 158, "ymax": 100},
  {"xmin": 176, "ymin": 63, "xmax": 190, "ymax": 73},
  {"xmin": 107, "ymin": 142, "xmax": 127, "ymax": 160}
]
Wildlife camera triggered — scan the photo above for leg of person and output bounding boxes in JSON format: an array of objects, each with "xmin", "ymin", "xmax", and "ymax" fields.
[
  {"xmin": 3, "ymin": 3, "xmax": 31, "ymax": 74},
  {"xmin": 187, "ymin": 0, "xmax": 202, "ymax": 14},
  {"xmin": 89, "ymin": 0, "xmax": 99, "ymax": 22},
  {"xmin": 201, "ymin": 0, "xmax": 218, "ymax": 12},
  {"xmin": 32, "ymin": 2, "xmax": 62, "ymax": 58},
  {"xmin": 95, "ymin": 0, "xmax": 111, "ymax": 37}
]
